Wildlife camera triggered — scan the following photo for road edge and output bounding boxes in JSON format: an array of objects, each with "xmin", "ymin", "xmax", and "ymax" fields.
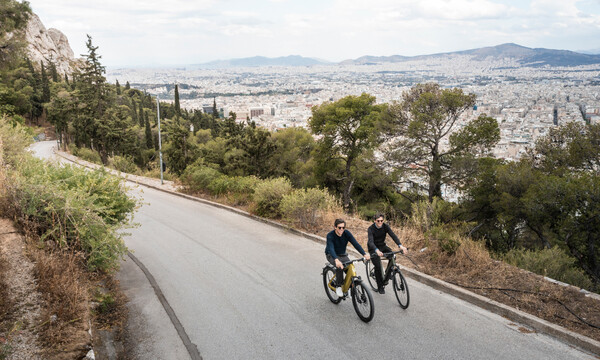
[{"xmin": 54, "ymin": 147, "xmax": 600, "ymax": 356}]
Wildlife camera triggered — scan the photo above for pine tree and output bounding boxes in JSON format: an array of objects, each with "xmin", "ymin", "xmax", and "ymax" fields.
[
  {"xmin": 125, "ymin": 81, "xmax": 130, "ymax": 90},
  {"xmin": 174, "ymin": 84, "xmax": 180, "ymax": 116},
  {"xmin": 116, "ymin": 79, "xmax": 121, "ymax": 95}
]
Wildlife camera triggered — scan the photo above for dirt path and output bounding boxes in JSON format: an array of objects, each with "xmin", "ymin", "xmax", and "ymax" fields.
[{"xmin": 0, "ymin": 219, "xmax": 43, "ymax": 360}]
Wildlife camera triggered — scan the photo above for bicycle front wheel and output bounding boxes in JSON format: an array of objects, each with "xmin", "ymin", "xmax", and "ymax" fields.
[
  {"xmin": 392, "ymin": 269, "xmax": 410, "ymax": 309},
  {"xmin": 364, "ymin": 260, "xmax": 378, "ymax": 291},
  {"xmin": 322, "ymin": 267, "xmax": 342, "ymax": 304},
  {"xmin": 352, "ymin": 280, "xmax": 374, "ymax": 322}
]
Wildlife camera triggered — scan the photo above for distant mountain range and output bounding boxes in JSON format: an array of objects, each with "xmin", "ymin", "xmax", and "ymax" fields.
[{"xmin": 191, "ymin": 43, "xmax": 600, "ymax": 69}]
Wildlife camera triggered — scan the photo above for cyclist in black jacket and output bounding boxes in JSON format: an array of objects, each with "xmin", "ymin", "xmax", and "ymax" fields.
[{"xmin": 367, "ymin": 213, "xmax": 407, "ymax": 294}]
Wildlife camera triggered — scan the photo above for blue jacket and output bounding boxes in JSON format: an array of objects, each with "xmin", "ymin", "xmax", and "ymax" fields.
[{"xmin": 325, "ymin": 230, "xmax": 366, "ymax": 259}]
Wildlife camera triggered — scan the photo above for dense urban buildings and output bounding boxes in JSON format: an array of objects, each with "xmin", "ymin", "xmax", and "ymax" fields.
[{"xmin": 107, "ymin": 55, "xmax": 600, "ymax": 162}]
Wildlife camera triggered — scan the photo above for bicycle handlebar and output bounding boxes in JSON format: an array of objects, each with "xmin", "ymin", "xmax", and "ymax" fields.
[{"xmin": 341, "ymin": 258, "xmax": 366, "ymax": 266}]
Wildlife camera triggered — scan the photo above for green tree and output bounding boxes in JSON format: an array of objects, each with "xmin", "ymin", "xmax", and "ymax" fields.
[
  {"xmin": 268, "ymin": 127, "xmax": 315, "ymax": 187},
  {"xmin": 144, "ymin": 110, "xmax": 153, "ymax": 149},
  {"xmin": 116, "ymin": 79, "xmax": 121, "ymax": 95},
  {"xmin": 124, "ymin": 81, "xmax": 130, "ymax": 90},
  {"xmin": 174, "ymin": 84, "xmax": 180, "ymax": 116},
  {"xmin": 309, "ymin": 93, "xmax": 386, "ymax": 210},
  {"xmin": 138, "ymin": 101, "xmax": 144, "ymax": 127},
  {"xmin": 212, "ymin": 97, "xmax": 218, "ymax": 119},
  {"xmin": 40, "ymin": 61, "xmax": 50, "ymax": 103},
  {"xmin": 164, "ymin": 116, "xmax": 196, "ymax": 175},
  {"xmin": 386, "ymin": 83, "xmax": 499, "ymax": 202},
  {"xmin": 0, "ymin": 0, "xmax": 31, "ymax": 68}
]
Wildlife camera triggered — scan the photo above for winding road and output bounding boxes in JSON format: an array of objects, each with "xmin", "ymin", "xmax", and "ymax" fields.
[{"xmin": 32, "ymin": 141, "xmax": 594, "ymax": 360}]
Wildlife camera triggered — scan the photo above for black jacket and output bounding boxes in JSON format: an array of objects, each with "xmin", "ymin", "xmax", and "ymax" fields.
[{"xmin": 367, "ymin": 223, "xmax": 401, "ymax": 253}]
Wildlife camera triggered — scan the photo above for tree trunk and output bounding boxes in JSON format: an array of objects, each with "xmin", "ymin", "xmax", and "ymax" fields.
[
  {"xmin": 429, "ymin": 155, "xmax": 442, "ymax": 202},
  {"xmin": 342, "ymin": 156, "xmax": 355, "ymax": 211}
]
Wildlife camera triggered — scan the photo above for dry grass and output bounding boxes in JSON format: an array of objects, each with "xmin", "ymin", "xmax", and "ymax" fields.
[
  {"xmin": 0, "ymin": 253, "xmax": 12, "ymax": 359},
  {"xmin": 29, "ymin": 247, "xmax": 92, "ymax": 359}
]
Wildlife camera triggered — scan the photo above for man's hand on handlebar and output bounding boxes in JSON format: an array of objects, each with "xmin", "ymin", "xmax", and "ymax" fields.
[
  {"xmin": 399, "ymin": 245, "xmax": 408, "ymax": 254},
  {"xmin": 376, "ymin": 249, "xmax": 384, "ymax": 257},
  {"xmin": 363, "ymin": 253, "xmax": 371, "ymax": 261},
  {"xmin": 335, "ymin": 258, "xmax": 343, "ymax": 269}
]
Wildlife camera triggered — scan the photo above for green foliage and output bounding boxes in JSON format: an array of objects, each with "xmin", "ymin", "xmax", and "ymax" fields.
[
  {"xmin": 181, "ymin": 162, "xmax": 258, "ymax": 204},
  {"xmin": 109, "ymin": 155, "xmax": 139, "ymax": 174},
  {"xmin": 252, "ymin": 177, "xmax": 293, "ymax": 218},
  {"xmin": 3, "ymin": 154, "xmax": 137, "ymax": 272},
  {"xmin": 310, "ymin": 93, "xmax": 387, "ymax": 210},
  {"xmin": 386, "ymin": 83, "xmax": 499, "ymax": 202},
  {"xmin": 503, "ymin": 247, "xmax": 593, "ymax": 290},
  {"xmin": 0, "ymin": 115, "xmax": 32, "ymax": 166},
  {"xmin": 280, "ymin": 187, "xmax": 339, "ymax": 228},
  {"xmin": 72, "ymin": 146, "xmax": 102, "ymax": 164},
  {"xmin": 428, "ymin": 225, "xmax": 461, "ymax": 255},
  {"xmin": 0, "ymin": 0, "xmax": 31, "ymax": 68}
]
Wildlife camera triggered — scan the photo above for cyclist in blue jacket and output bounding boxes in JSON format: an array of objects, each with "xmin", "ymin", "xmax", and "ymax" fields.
[{"xmin": 325, "ymin": 218, "xmax": 370, "ymax": 297}]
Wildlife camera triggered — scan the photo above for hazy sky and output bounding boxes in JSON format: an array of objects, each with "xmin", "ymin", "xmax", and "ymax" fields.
[{"xmin": 28, "ymin": 0, "xmax": 600, "ymax": 67}]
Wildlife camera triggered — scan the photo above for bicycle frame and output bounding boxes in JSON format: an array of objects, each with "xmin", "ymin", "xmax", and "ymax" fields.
[{"xmin": 327, "ymin": 262, "xmax": 358, "ymax": 294}]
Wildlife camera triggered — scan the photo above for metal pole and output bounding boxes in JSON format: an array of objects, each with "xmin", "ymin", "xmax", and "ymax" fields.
[{"xmin": 156, "ymin": 97, "xmax": 164, "ymax": 185}]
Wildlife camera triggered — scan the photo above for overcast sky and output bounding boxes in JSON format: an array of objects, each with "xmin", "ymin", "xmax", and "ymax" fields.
[{"xmin": 28, "ymin": 0, "xmax": 600, "ymax": 67}]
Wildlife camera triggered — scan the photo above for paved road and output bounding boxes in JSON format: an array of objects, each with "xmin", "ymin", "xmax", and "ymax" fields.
[{"xmin": 31, "ymin": 141, "xmax": 594, "ymax": 360}]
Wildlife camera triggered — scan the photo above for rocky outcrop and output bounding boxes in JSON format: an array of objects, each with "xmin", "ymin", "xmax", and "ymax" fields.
[{"xmin": 25, "ymin": 12, "xmax": 77, "ymax": 75}]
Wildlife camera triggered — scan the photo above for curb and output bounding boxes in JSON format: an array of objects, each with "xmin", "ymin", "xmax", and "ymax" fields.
[{"xmin": 53, "ymin": 148, "xmax": 600, "ymax": 356}]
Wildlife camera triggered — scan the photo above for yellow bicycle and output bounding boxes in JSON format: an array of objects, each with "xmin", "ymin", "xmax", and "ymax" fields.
[{"xmin": 322, "ymin": 258, "xmax": 374, "ymax": 322}]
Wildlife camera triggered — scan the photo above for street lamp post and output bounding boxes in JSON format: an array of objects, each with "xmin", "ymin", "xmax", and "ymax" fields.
[{"xmin": 156, "ymin": 97, "xmax": 164, "ymax": 185}]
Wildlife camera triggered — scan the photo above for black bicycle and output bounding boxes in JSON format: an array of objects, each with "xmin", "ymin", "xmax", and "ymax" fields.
[{"xmin": 365, "ymin": 250, "xmax": 410, "ymax": 309}]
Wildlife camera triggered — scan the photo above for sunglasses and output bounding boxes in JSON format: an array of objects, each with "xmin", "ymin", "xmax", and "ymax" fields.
[
  {"xmin": 375, "ymin": 219, "xmax": 384, "ymax": 223},
  {"xmin": 337, "ymin": 226, "xmax": 345, "ymax": 229}
]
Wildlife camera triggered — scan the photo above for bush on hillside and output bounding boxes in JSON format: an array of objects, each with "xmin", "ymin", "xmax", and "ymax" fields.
[
  {"xmin": 280, "ymin": 187, "xmax": 339, "ymax": 228},
  {"xmin": 503, "ymin": 247, "xmax": 593, "ymax": 290},
  {"xmin": 252, "ymin": 177, "xmax": 293, "ymax": 218},
  {"xmin": 3, "ymin": 155, "xmax": 137, "ymax": 272},
  {"xmin": 72, "ymin": 146, "xmax": 102, "ymax": 164},
  {"xmin": 110, "ymin": 155, "xmax": 139, "ymax": 175}
]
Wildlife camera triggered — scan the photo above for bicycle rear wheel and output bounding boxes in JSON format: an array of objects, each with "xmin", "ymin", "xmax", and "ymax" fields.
[
  {"xmin": 352, "ymin": 280, "xmax": 374, "ymax": 322},
  {"xmin": 365, "ymin": 260, "xmax": 378, "ymax": 291},
  {"xmin": 392, "ymin": 269, "xmax": 410, "ymax": 309},
  {"xmin": 322, "ymin": 266, "xmax": 342, "ymax": 304}
]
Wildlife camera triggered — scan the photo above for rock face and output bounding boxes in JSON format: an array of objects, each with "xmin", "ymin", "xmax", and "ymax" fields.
[{"xmin": 25, "ymin": 12, "xmax": 77, "ymax": 75}]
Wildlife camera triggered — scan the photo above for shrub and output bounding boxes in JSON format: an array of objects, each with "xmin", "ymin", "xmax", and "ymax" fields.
[
  {"xmin": 3, "ymin": 156, "xmax": 137, "ymax": 272},
  {"xmin": 252, "ymin": 177, "xmax": 293, "ymax": 218},
  {"xmin": 109, "ymin": 155, "xmax": 139, "ymax": 175},
  {"xmin": 280, "ymin": 187, "xmax": 338, "ymax": 228},
  {"xmin": 503, "ymin": 247, "xmax": 593, "ymax": 290},
  {"xmin": 428, "ymin": 225, "xmax": 461, "ymax": 255},
  {"xmin": 73, "ymin": 147, "xmax": 102, "ymax": 164},
  {"xmin": 181, "ymin": 163, "xmax": 222, "ymax": 193}
]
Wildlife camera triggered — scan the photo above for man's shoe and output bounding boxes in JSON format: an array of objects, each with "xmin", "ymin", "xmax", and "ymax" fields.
[
  {"xmin": 378, "ymin": 287, "xmax": 385, "ymax": 294},
  {"xmin": 336, "ymin": 287, "xmax": 344, "ymax": 297}
]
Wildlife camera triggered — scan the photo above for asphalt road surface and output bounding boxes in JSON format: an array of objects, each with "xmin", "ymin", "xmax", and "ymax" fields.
[{"xmin": 31, "ymin": 141, "xmax": 594, "ymax": 360}]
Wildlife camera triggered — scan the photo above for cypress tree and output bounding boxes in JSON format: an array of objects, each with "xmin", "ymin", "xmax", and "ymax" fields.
[
  {"xmin": 131, "ymin": 100, "xmax": 138, "ymax": 125},
  {"xmin": 40, "ymin": 61, "xmax": 50, "ymax": 102},
  {"xmin": 125, "ymin": 81, "xmax": 130, "ymax": 90},
  {"xmin": 174, "ymin": 84, "xmax": 180, "ymax": 116},
  {"xmin": 138, "ymin": 101, "xmax": 145, "ymax": 127},
  {"xmin": 145, "ymin": 110, "xmax": 153, "ymax": 149},
  {"xmin": 64, "ymin": 73, "xmax": 69, "ymax": 85},
  {"xmin": 116, "ymin": 79, "xmax": 121, "ymax": 95},
  {"xmin": 48, "ymin": 57, "xmax": 58, "ymax": 82},
  {"xmin": 212, "ymin": 97, "xmax": 218, "ymax": 119}
]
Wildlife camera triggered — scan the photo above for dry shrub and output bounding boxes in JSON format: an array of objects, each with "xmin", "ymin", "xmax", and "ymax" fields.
[
  {"xmin": 280, "ymin": 188, "xmax": 341, "ymax": 231},
  {"xmin": 30, "ymin": 248, "xmax": 90, "ymax": 354}
]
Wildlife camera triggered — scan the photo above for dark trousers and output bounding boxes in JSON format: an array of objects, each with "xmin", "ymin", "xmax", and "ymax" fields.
[
  {"xmin": 370, "ymin": 245, "xmax": 393, "ymax": 289},
  {"xmin": 326, "ymin": 254, "xmax": 349, "ymax": 287}
]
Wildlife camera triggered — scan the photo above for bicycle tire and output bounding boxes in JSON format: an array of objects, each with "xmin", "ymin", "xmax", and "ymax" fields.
[
  {"xmin": 351, "ymin": 280, "xmax": 374, "ymax": 322},
  {"xmin": 364, "ymin": 260, "xmax": 378, "ymax": 291},
  {"xmin": 392, "ymin": 269, "xmax": 410, "ymax": 309},
  {"xmin": 322, "ymin": 266, "xmax": 342, "ymax": 304}
]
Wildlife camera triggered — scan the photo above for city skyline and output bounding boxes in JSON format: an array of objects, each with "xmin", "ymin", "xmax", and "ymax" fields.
[{"xmin": 28, "ymin": 0, "xmax": 600, "ymax": 67}]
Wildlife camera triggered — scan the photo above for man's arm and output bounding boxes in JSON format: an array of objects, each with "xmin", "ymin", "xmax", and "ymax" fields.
[
  {"xmin": 325, "ymin": 233, "xmax": 338, "ymax": 259},
  {"xmin": 367, "ymin": 226, "xmax": 377, "ymax": 252},
  {"xmin": 385, "ymin": 223, "xmax": 402, "ymax": 246},
  {"xmin": 346, "ymin": 232, "xmax": 371, "ymax": 260}
]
